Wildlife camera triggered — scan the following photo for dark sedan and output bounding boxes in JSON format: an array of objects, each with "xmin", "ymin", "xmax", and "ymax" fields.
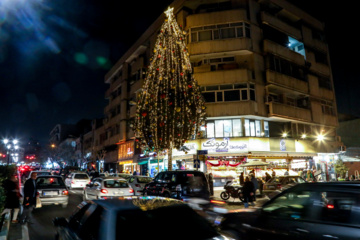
[
  {"xmin": 263, "ymin": 176, "xmax": 306, "ymax": 198},
  {"xmin": 219, "ymin": 182, "xmax": 360, "ymax": 240},
  {"xmin": 53, "ymin": 197, "xmax": 234, "ymax": 240}
]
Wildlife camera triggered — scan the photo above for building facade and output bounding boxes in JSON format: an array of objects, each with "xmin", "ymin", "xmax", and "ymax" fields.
[{"xmin": 98, "ymin": 0, "xmax": 343, "ymax": 180}]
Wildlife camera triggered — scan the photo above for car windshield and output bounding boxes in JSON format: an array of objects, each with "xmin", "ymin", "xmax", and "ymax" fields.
[
  {"xmin": 117, "ymin": 174, "xmax": 131, "ymax": 180},
  {"xmin": 36, "ymin": 177, "xmax": 65, "ymax": 188},
  {"xmin": 74, "ymin": 174, "xmax": 89, "ymax": 179},
  {"xmin": 137, "ymin": 177, "xmax": 152, "ymax": 183},
  {"xmin": 104, "ymin": 180, "xmax": 128, "ymax": 188},
  {"xmin": 116, "ymin": 204, "xmax": 219, "ymax": 240},
  {"xmin": 36, "ymin": 172, "xmax": 51, "ymax": 176}
]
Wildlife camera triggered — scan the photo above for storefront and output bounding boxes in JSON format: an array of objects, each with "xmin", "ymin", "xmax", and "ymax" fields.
[{"xmin": 117, "ymin": 141, "xmax": 137, "ymax": 173}]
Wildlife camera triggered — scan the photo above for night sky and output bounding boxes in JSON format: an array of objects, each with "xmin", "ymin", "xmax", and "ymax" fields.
[{"xmin": 0, "ymin": 0, "xmax": 358, "ymax": 146}]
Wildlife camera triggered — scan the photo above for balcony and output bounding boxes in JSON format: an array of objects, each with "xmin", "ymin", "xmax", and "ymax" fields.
[
  {"xmin": 263, "ymin": 40, "xmax": 305, "ymax": 66},
  {"xmin": 188, "ymin": 38, "xmax": 252, "ymax": 56},
  {"xmin": 261, "ymin": 11, "xmax": 301, "ymax": 40},
  {"xmin": 310, "ymin": 62, "xmax": 330, "ymax": 76},
  {"xmin": 206, "ymin": 101, "xmax": 258, "ymax": 117},
  {"xmin": 194, "ymin": 68, "xmax": 252, "ymax": 85},
  {"xmin": 105, "ymin": 77, "xmax": 122, "ymax": 98},
  {"xmin": 186, "ymin": 9, "xmax": 247, "ymax": 29},
  {"xmin": 268, "ymin": 102, "xmax": 312, "ymax": 122},
  {"xmin": 266, "ymin": 70, "xmax": 309, "ymax": 93},
  {"xmin": 130, "ymin": 79, "xmax": 144, "ymax": 93},
  {"xmin": 319, "ymin": 88, "xmax": 334, "ymax": 101},
  {"xmin": 320, "ymin": 114, "xmax": 338, "ymax": 127}
]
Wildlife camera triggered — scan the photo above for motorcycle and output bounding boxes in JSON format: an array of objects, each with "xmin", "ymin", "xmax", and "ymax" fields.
[{"xmin": 220, "ymin": 181, "xmax": 245, "ymax": 202}]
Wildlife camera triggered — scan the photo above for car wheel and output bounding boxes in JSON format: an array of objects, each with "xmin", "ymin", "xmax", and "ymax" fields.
[
  {"xmin": 220, "ymin": 191, "xmax": 230, "ymax": 200},
  {"xmin": 61, "ymin": 204, "xmax": 67, "ymax": 209}
]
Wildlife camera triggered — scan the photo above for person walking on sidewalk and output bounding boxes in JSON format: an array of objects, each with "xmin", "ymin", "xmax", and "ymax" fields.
[
  {"xmin": 242, "ymin": 176, "xmax": 255, "ymax": 208},
  {"xmin": 19, "ymin": 172, "xmax": 37, "ymax": 224},
  {"xmin": 239, "ymin": 172, "xmax": 244, "ymax": 186},
  {"xmin": 3, "ymin": 174, "xmax": 22, "ymax": 223},
  {"xmin": 250, "ymin": 174, "xmax": 258, "ymax": 202}
]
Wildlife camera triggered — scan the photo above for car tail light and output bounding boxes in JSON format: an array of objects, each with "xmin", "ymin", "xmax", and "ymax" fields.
[
  {"xmin": 211, "ymin": 200, "xmax": 225, "ymax": 205},
  {"xmin": 327, "ymin": 204, "xmax": 334, "ymax": 209},
  {"xmin": 71, "ymin": 180, "xmax": 75, "ymax": 184},
  {"xmin": 36, "ymin": 192, "xmax": 39, "ymax": 196},
  {"xmin": 129, "ymin": 188, "xmax": 134, "ymax": 193},
  {"xmin": 175, "ymin": 184, "xmax": 182, "ymax": 191},
  {"xmin": 276, "ymin": 184, "xmax": 282, "ymax": 190},
  {"xmin": 62, "ymin": 190, "xmax": 69, "ymax": 195},
  {"xmin": 135, "ymin": 184, "xmax": 141, "ymax": 188},
  {"xmin": 100, "ymin": 189, "xmax": 108, "ymax": 194}
]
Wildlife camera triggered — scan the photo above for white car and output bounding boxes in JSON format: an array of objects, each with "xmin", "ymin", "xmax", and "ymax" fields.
[
  {"xmin": 127, "ymin": 175, "xmax": 153, "ymax": 196},
  {"xmin": 83, "ymin": 177, "xmax": 134, "ymax": 200},
  {"xmin": 27, "ymin": 170, "xmax": 52, "ymax": 180},
  {"xmin": 64, "ymin": 172, "xmax": 90, "ymax": 189}
]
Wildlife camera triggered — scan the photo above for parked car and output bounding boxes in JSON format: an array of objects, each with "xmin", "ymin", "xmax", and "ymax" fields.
[
  {"xmin": 83, "ymin": 177, "xmax": 133, "ymax": 200},
  {"xmin": 263, "ymin": 175, "xmax": 306, "ymax": 198},
  {"xmin": 127, "ymin": 175, "xmax": 153, "ymax": 195},
  {"xmin": 143, "ymin": 170, "xmax": 210, "ymax": 200},
  {"xmin": 53, "ymin": 197, "xmax": 233, "ymax": 240},
  {"xmin": 64, "ymin": 172, "xmax": 90, "ymax": 190},
  {"xmin": 219, "ymin": 182, "xmax": 360, "ymax": 240},
  {"xmin": 36, "ymin": 176, "xmax": 69, "ymax": 208}
]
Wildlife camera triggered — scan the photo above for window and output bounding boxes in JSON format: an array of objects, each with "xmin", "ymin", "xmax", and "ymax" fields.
[
  {"xmin": 268, "ymin": 55, "xmax": 306, "ymax": 81},
  {"xmin": 264, "ymin": 121, "xmax": 269, "ymax": 137},
  {"xmin": 206, "ymin": 122, "xmax": 215, "ymax": 138},
  {"xmin": 104, "ymin": 180, "xmax": 129, "ymax": 188},
  {"xmin": 74, "ymin": 174, "xmax": 89, "ymax": 179},
  {"xmin": 201, "ymin": 84, "xmax": 256, "ymax": 103},
  {"xmin": 244, "ymin": 119, "xmax": 250, "ymax": 136},
  {"xmin": 223, "ymin": 120, "xmax": 232, "ymax": 137},
  {"xmin": 215, "ymin": 120, "xmax": 224, "ymax": 137},
  {"xmin": 190, "ymin": 22, "xmax": 250, "ymax": 42},
  {"xmin": 233, "ymin": 119, "xmax": 242, "ymax": 137},
  {"xmin": 321, "ymin": 100, "xmax": 335, "ymax": 116},
  {"xmin": 255, "ymin": 120, "xmax": 261, "ymax": 137}
]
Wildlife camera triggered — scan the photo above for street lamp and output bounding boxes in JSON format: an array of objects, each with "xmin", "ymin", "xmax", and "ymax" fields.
[{"xmin": 3, "ymin": 138, "xmax": 19, "ymax": 165}]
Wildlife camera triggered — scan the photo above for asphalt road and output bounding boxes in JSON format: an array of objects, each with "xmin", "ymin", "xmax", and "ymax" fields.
[
  {"xmin": 28, "ymin": 189, "xmax": 83, "ymax": 240},
  {"xmin": 24, "ymin": 187, "xmax": 270, "ymax": 240}
]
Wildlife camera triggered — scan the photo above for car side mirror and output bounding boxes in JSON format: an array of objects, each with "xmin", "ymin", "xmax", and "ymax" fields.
[{"xmin": 53, "ymin": 217, "xmax": 68, "ymax": 227}]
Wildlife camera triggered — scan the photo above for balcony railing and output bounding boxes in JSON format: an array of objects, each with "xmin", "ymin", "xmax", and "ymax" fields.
[
  {"xmin": 268, "ymin": 102, "xmax": 312, "ymax": 122},
  {"xmin": 194, "ymin": 68, "xmax": 252, "ymax": 85},
  {"xmin": 188, "ymin": 38, "xmax": 252, "ymax": 56},
  {"xmin": 266, "ymin": 70, "xmax": 309, "ymax": 93}
]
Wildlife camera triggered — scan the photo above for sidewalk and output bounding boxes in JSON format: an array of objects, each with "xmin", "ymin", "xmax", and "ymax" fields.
[{"xmin": 7, "ymin": 222, "xmax": 27, "ymax": 240}]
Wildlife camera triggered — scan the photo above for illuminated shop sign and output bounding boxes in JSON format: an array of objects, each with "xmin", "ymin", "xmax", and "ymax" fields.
[{"xmin": 201, "ymin": 138, "xmax": 248, "ymax": 153}]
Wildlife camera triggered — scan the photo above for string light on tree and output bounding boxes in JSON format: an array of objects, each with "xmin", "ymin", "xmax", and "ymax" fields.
[{"xmin": 133, "ymin": 6, "xmax": 206, "ymax": 171}]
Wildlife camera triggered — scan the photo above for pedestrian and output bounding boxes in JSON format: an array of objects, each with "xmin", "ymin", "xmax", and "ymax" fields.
[
  {"xmin": 265, "ymin": 172, "xmax": 271, "ymax": 182},
  {"xmin": 146, "ymin": 171, "xmax": 150, "ymax": 177},
  {"xmin": 133, "ymin": 170, "xmax": 137, "ymax": 176},
  {"xmin": 257, "ymin": 177, "xmax": 264, "ymax": 196},
  {"xmin": 242, "ymin": 176, "xmax": 255, "ymax": 208},
  {"xmin": 239, "ymin": 172, "xmax": 244, "ymax": 186},
  {"xmin": 284, "ymin": 169, "xmax": 289, "ymax": 176},
  {"xmin": 19, "ymin": 172, "xmax": 37, "ymax": 224},
  {"xmin": 271, "ymin": 169, "xmax": 276, "ymax": 177},
  {"xmin": 306, "ymin": 169, "xmax": 314, "ymax": 182},
  {"xmin": 3, "ymin": 174, "xmax": 22, "ymax": 223},
  {"xmin": 250, "ymin": 174, "xmax": 258, "ymax": 201},
  {"xmin": 208, "ymin": 173, "xmax": 214, "ymax": 196}
]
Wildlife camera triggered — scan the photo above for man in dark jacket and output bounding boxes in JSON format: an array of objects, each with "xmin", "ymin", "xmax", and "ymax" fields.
[{"xmin": 19, "ymin": 172, "xmax": 37, "ymax": 224}]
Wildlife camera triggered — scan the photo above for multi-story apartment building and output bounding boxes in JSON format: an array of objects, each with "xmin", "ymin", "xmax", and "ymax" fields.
[{"xmin": 99, "ymin": 0, "xmax": 343, "ymax": 181}]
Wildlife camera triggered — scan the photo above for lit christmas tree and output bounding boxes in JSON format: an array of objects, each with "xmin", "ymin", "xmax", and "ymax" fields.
[{"xmin": 133, "ymin": 7, "xmax": 206, "ymax": 171}]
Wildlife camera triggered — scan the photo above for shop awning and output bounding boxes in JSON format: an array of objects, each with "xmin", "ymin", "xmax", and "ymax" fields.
[
  {"xmin": 241, "ymin": 160, "xmax": 270, "ymax": 167},
  {"xmin": 137, "ymin": 158, "xmax": 164, "ymax": 165}
]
